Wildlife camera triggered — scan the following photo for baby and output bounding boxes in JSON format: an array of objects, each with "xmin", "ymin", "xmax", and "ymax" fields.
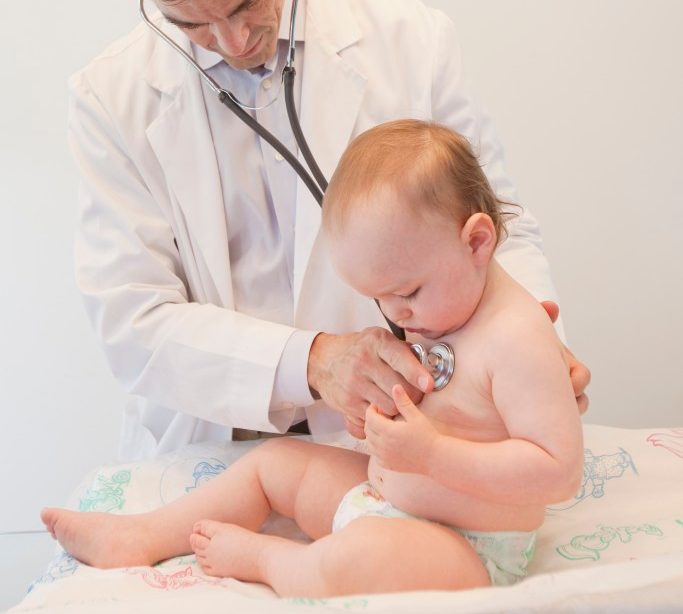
[{"xmin": 42, "ymin": 120, "xmax": 583, "ymax": 597}]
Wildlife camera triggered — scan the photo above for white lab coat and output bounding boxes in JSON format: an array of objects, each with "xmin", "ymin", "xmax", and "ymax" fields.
[{"xmin": 69, "ymin": 0, "xmax": 559, "ymax": 460}]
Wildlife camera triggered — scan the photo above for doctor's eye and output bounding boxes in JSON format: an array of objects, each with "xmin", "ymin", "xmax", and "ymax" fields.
[
  {"xmin": 231, "ymin": 0, "xmax": 258, "ymax": 17},
  {"xmin": 179, "ymin": 23, "xmax": 206, "ymax": 31}
]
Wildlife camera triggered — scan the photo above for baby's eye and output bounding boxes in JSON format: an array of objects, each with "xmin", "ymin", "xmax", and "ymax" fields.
[{"xmin": 401, "ymin": 288, "xmax": 420, "ymax": 301}]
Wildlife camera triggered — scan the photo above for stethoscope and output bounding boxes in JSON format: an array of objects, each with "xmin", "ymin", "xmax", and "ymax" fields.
[{"xmin": 138, "ymin": 0, "xmax": 455, "ymax": 391}]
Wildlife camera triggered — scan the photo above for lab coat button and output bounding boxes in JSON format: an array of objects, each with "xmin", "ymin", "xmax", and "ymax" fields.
[
  {"xmin": 275, "ymin": 152, "xmax": 284, "ymax": 162},
  {"xmin": 263, "ymin": 78, "xmax": 272, "ymax": 90}
]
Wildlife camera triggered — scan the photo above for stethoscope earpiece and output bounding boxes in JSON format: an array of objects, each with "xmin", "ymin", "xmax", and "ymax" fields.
[{"xmin": 410, "ymin": 342, "xmax": 455, "ymax": 391}]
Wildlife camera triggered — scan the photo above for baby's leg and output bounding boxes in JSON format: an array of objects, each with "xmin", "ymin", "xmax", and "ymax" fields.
[
  {"xmin": 196, "ymin": 516, "xmax": 490, "ymax": 597},
  {"xmin": 314, "ymin": 517, "xmax": 490, "ymax": 595},
  {"xmin": 42, "ymin": 438, "xmax": 369, "ymax": 569}
]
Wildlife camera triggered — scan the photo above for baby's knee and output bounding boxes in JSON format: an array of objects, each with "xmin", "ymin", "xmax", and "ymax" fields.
[
  {"xmin": 249, "ymin": 437, "xmax": 299, "ymax": 463},
  {"xmin": 258, "ymin": 436, "xmax": 311, "ymax": 454}
]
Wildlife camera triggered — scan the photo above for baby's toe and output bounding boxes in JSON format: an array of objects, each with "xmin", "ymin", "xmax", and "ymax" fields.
[
  {"xmin": 192, "ymin": 519, "xmax": 224, "ymax": 538},
  {"xmin": 189, "ymin": 532, "xmax": 210, "ymax": 554},
  {"xmin": 195, "ymin": 556, "xmax": 214, "ymax": 575}
]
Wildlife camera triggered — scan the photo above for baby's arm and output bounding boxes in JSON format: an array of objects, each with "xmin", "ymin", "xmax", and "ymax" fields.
[{"xmin": 365, "ymin": 319, "xmax": 583, "ymax": 506}]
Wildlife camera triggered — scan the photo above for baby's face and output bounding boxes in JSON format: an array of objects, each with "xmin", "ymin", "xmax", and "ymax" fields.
[{"xmin": 328, "ymin": 198, "xmax": 488, "ymax": 339}]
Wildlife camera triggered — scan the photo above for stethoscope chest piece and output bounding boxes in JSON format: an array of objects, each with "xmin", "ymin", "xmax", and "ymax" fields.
[{"xmin": 410, "ymin": 342, "xmax": 455, "ymax": 391}]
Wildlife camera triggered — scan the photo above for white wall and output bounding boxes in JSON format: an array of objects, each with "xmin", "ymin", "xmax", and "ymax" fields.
[
  {"xmin": 0, "ymin": 2, "xmax": 140, "ymax": 608},
  {"xmin": 1, "ymin": 0, "xmax": 138, "ymax": 528},
  {"xmin": 1, "ymin": 0, "xmax": 681, "ymax": 607},
  {"xmin": 427, "ymin": 0, "xmax": 683, "ymax": 427}
]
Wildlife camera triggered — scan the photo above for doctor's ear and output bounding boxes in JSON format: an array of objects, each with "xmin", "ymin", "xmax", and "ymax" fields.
[{"xmin": 460, "ymin": 213, "xmax": 496, "ymax": 263}]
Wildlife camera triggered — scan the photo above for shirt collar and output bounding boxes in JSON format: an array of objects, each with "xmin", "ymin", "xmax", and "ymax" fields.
[{"xmin": 192, "ymin": 0, "xmax": 306, "ymax": 71}]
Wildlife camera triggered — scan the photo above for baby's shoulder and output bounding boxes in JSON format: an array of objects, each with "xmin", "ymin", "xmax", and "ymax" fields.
[{"xmin": 477, "ymin": 284, "xmax": 561, "ymax": 356}]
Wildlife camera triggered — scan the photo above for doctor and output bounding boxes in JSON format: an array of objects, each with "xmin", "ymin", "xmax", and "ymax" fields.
[{"xmin": 70, "ymin": 0, "xmax": 590, "ymax": 461}]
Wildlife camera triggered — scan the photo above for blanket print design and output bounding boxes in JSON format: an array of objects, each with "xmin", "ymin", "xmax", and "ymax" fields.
[
  {"xmin": 78, "ymin": 470, "xmax": 132, "ymax": 512},
  {"xmin": 547, "ymin": 447, "xmax": 637, "ymax": 511},
  {"xmin": 287, "ymin": 597, "xmax": 369, "ymax": 609},
  {"xmin": 186, "ymin": 460, "xmax": 227, "ymax": 493},
  {"xmin": 647, "ymin": 428, "xmax": 683, "ymax": 460},
  {"xmin": 160, "ymin": 458, "xmax": 227, "ymax": 504},
  {"xmin": 556, "ymin": 523, "xmax": 664, "ymax": 561},
  {"xmin": 28, "ymin": 552, "xmax": 79, "ymax": 592},
  {"xmin": 124, "ymin": 566, "xmax": 232, "ymax": 590}
]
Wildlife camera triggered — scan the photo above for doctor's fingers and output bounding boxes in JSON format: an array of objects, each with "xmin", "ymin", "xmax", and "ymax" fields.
[
  {"xmin": 344, "ymin": 416, "xmax": 366, "ymax": 440},
  {"xmin": 344, "ymin": 377, "xmax": 398, "ymax": 420},
  {"xmin": 375, "ymin": 334, "xmax": 433, "ymax": 396},
  {"xmin": 570, "ymin": 360, "xmax": 592, "ymax": 398},
  {"xmin": 359, "ymin": 361, "xmax": 423, "ymax": 415},
  {"xmin": 562, "ymin": 344, "xmax": 591, "ymax": 395},
  {"xmin": 576, "ymin": 393, "xmax": 590, "ymax": 415}
]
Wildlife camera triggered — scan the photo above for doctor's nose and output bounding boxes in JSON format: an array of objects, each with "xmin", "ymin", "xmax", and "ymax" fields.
[{"xmin": 212, "ymin": 20, "xmax": 251, "ymax": 56}]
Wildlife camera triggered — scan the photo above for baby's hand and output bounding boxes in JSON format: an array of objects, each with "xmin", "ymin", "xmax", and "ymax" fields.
[{"xmin": 364, "ymin": 384, "xmax": 439, "ymax": 474}]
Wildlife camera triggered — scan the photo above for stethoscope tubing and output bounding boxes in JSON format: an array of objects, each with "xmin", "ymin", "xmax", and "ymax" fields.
[
  {"xmin": 138, "ymin": 0, "xmax": 325, "ymax": 204},
  {"xmin": 283, "ymin": 68, "xmax": 328, "ymax": 193},
  {"xmin": 217, "ymin": 86, "xmax": 325, "ymax": 205},
  {"xmin": 139, "ymin": 0, "xmax": 405, "ymax": 341}
]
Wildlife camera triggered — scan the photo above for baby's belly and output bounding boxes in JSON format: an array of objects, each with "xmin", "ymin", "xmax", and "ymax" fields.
[{"xmin": 367, "ymin": 456, "xmax": 545, "ymax": 532}]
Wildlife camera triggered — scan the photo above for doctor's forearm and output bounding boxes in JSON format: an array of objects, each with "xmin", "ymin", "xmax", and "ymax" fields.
[{"xmin": 87, "ymin": 292, "xmax": 298, "ymax": 428}]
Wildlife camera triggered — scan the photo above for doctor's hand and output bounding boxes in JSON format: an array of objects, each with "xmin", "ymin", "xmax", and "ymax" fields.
[
  {"xmin": 541, "ymin": 301, "xmax": 592, "ymax": 415},
  {"xmin": 365, "ymin": 384, "xmax": 439, "ymax": 475},
  {"xmin": 307, "ymin": 329, "xmax": 433, "ymax": 439}
]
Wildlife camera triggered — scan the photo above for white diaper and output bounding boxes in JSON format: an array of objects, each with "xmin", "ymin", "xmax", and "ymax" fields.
[{"xmin": 332, "ymin": 481, "xmax": 536, "ymax": 586}]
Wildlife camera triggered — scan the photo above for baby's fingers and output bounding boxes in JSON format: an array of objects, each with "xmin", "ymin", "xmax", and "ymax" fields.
[
  {"xmin": 364, "ymin": 405, "xmax": 388, "ymax": 440},
  {"xmin": 365, "ymin": 404, "xmax": 387, "ymax": 427}
]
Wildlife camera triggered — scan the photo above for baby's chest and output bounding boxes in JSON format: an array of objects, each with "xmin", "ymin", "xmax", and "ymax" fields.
[{"xmin": 418, "ymin": 360, "xmax": 506, "ymax": 439}]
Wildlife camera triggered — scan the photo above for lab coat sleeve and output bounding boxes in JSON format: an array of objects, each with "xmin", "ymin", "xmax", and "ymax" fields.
[
  {"xmin": 428, "ymin": 10, "xmax": 565, "ymax": 338},
  {"xmin": 69, "ymin": 72, "xmax": 298, "ymax": 432}
]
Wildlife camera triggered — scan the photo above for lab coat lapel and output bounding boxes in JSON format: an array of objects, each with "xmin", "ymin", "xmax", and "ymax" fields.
[
  {"xmin": 293, "ymin": 0, "xmax": 366, "ymax": 312},
  {"xmin": 144, "ymin": 27, "xmax": 234, "ymax": 308}
]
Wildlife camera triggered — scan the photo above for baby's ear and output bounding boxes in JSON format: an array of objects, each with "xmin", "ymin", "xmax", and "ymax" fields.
[{"xmin": 460, "ymin": 213, "xmax": 496, "ymax": 263}]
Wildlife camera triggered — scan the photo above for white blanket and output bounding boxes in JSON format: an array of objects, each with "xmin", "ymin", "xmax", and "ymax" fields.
[{"xmin": 10, "ymin": 424, "xmax": 683, "ymax": 613}]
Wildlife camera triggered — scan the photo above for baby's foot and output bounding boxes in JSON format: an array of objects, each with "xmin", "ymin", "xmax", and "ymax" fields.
[
  {"xmin": 190, "ymin": 520, "xmax": 265, "ymax": 582},
  {"xmin": 41, "ymin": 508, "xmax": 156, "ymax": 569}
]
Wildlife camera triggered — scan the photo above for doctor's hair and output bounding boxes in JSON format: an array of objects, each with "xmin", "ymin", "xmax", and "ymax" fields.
[{"xmin": 322, "ymin": 119, "xmax": 517, "ymax": 243}]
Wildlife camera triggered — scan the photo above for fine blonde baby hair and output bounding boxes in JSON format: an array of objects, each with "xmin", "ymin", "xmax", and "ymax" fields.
[{"xmin": 323, "ymin": 119, "xmax": 515, "ymax": 242}]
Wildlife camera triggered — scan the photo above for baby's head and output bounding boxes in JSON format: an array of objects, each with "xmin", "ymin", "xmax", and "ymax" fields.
[{"xmin": 323, "ymin": 119, "xmax": 510, "ymax": 338}]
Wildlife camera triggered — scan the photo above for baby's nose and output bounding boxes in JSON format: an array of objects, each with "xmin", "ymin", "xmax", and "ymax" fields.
[{"xmin": 380, "ymin": 298, "xmax": 411, "ymax": 324}]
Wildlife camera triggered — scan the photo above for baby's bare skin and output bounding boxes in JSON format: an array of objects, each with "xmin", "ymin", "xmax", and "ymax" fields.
[
  {"xmin": 41, "ymin": 121, "xmax": 584, "ymax": 596},
  {"xmin": 368, "ymin": 262, "xmax": 566, "ymax": 532},
  {"xmin": 42, "ymin": 437, "xmax": 490, "ymax": 595},
  {"xmin": 42, "ymin": 249, "xmax": 580, "ymax": 598}
]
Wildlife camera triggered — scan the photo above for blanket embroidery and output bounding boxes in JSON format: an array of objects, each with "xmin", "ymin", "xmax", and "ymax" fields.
[
  {"xmin": 548, "ymin": 447, "xmax": 637, "ymax": 511},
  {"xmin": 647, "ymin": 429, "xmax": 683, "ymax": 460},
  {"xmin": 186, "ymin": 460, "xmax": 227, "ymax": 493},
  {"xmin": 556, "ymin": 523, "xmax": 663, "ymax": 561},
  {"xmin": 125, "ymin": 566, "xmax": 231, "ymax": 590},
  {"xmin": 78, "ymin": 470, "xmax": 132, "ymax": 512},
  {"xmin": 28, "ymin": 552, "xmax": 79, "ymax": 592}
]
